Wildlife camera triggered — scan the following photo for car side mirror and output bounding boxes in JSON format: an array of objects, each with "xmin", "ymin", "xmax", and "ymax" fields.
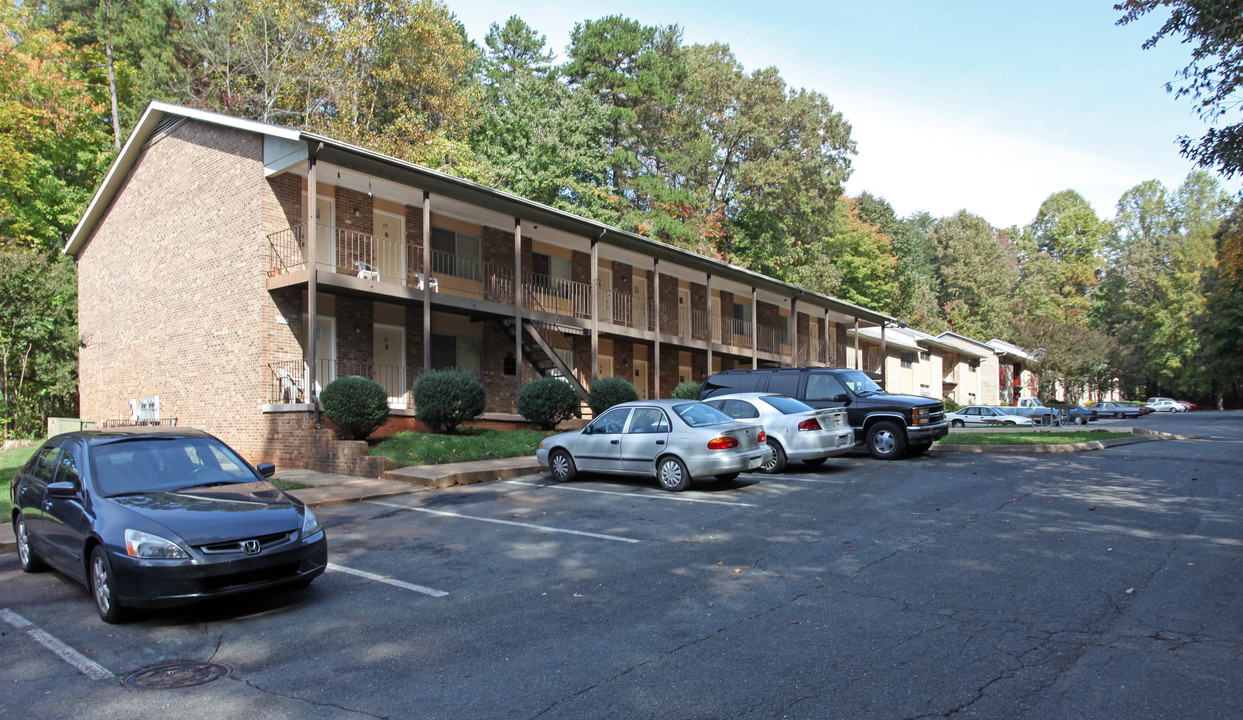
[
  {"xmin": 256, "ymin": 462, "xmax": 276, "ymax": 478},
  {"xmin": 47, "ymin": 481, "xmax": 78, "ymax": 499},
  {"xmin": 834, "ymin": 394, "xmax": 850, "ymax": 403},
  {"xmin": 581, "ymin": 426, "xmax": 593, "ymax": 435}
]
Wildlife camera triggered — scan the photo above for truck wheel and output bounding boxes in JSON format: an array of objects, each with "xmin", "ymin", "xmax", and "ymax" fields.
[{"xmin": 866, "ymin": 421, "xmax": 906, "ymax": 460}]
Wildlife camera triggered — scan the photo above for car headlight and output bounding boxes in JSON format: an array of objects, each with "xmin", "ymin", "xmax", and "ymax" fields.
[
  {"xmin": 302, "ymin": 507, "xmax": 323, "ymax": 539},
  {"xmin": 125, "ymin": 529, "xmax": 189, "ymax": 559}
]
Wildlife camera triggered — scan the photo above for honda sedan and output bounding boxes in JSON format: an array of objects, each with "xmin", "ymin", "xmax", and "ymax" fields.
[
  {"xmin": 536, "ymin": 400, "xmax": 770, "ymax": 491},
  {"xmin": 702, "ymin": 393, "xmax": 854, "ymax": 473},
  {"xmin": 11, "ymin": 428, "xmax": 327, "ymax": 623}
]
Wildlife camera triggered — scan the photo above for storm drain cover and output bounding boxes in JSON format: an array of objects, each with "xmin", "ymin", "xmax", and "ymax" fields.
[{"xmin": 124, "ymin": 661, "xmax": 229, "ymax": 689}]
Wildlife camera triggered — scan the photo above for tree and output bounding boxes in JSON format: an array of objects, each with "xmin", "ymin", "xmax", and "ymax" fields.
[
  {"xmin": 0, "ymin": 249, "xmax": 80, "ymax": 438},
  {"xmin": 0, "ymin": 1, "xmax": 115, "ymax": 251},
  {"xmin": 1116, "ymin": 0, "xmax": 1243, "ymax": 178},
  {"xmin": 1011, "ymin": 315, "xmax": 1119, "ymax": 402},
  {"xmin": 929, "ymin": 211, "xmax": 1018, "ymax": 341}
]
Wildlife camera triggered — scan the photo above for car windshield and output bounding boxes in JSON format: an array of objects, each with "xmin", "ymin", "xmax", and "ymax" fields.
[
  {"xmin": 836, "ymin": 370, "xmax": 883, "ymax": 396},
  {"xmin": 759, "ymin": 395, "xmax": 815, "ymax": 415},
  {"xmin": 673, "ymin": 402, "xmax": 735, "ymax": 428},
  {"xmin": 92, "ymin": 436, "xmax": 258, "ymax": 496}
]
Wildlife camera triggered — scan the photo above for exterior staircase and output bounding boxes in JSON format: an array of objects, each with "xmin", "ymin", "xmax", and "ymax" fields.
[{"xmin": 501, "ymin": 318, "xmax": 590, "ymax": 403}]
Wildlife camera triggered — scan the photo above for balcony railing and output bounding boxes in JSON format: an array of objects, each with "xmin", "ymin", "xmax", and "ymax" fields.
[
  {"xmin": 267, "ymin": 358, "xmax": 430, "ymax": 409},
  {"xmin": 266, "ymin": 224, "xmax": 789, "ymax": 357}
]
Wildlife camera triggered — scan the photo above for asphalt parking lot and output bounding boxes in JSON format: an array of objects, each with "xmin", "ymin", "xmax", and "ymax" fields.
[{"xmin": 3, "ymin": 411, "xmax": 1241, "ymax": 719}]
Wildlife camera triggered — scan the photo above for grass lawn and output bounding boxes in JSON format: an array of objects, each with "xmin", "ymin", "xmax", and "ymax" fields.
[
  {"xmin": 1, "ymin": 443, "xmax": 38, "ymax": 519},
  {"xmin": 370, "ymin": 428, "xmax": 553, "ymax": 469},
  {"xmin": 937, "ymin": 430, "xmax": 1134, "ymax": 445}
]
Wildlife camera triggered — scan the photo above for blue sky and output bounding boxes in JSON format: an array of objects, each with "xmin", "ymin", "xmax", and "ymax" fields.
[{"xmin": 445, "ymin": 0, "xmax": 1235, "ymax": 229}]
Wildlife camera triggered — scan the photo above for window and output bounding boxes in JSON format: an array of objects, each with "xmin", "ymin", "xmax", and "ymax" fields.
[
  {"xmin": 920, "ymin": 384, "xmax": 931, "ymax": 396},
  {"xmin": 30, "ymin": 445, "xmax": 62, "ymax": 484},
  {"xmin": 532, "ymin": 252, "xmax": 572, "ymax": 296},
  {"xmin": 767, "ymin": 373, "xmax": 801, "ymax": 398},
  {"xmin": 628, "ymin": 408, "xmax": 669, "ymax": 434},
  {"xmin": 591, "ymin": 407, "xmax": 631, "ymax": 434},
  {"xmin": 806, "ymin": 373, "xmax": 847, "ymax": 402},
  {"xmin": 901, "ymin": 352, "xmax": 914, "ymax": 369},
  {"xmin": 969, "ymin": 359, "xmax": 979, "ymax": 373},
  {"xmin": 732, "ymin": 302, "xmax": 752, "ymax": 326},
  {"xmin": 55, "ymin": 446, "xmax": 81, "ymax": 487},
  {"xmin": 779, "ymin": 315, "xmax": 790, "ymax": 345},
  {"xmin": 431, "ymin": 227, "xmax": 481, "ymax": 280},
  {"xmin": 968, "ymin": 392, "xmax": 977, "ymax": 403},
  {"xmin": 431, "ymin": 333, "xmax": 482, "ymax": 377},
  {"xmin": 920, "ymin": 351, "xmax": 930, "ymax": 362}
]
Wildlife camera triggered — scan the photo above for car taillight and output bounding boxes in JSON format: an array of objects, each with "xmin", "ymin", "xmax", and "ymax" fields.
[
  {"xmin": 757, "ymin": 430, "xmax": 767, "ymax": 443},
  {"xmin": 707, "ymin": 436, "xmax": 739, "ymax": 450},
  {"xmin": 797, "ymin": 418, "xmax": 822, "ymax": 431}
]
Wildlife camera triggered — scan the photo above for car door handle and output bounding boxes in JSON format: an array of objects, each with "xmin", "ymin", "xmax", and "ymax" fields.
[
  {"xmin": 610, "ymin": 439, "xmax": 619, "ymax": 445},
  {"xmin": 655, "ymin": 440, "xmax": 665, "ymax": 445}
]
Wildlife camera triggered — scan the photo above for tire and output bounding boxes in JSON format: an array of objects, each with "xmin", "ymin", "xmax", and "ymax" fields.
[
  {"xmin": 715, "ymin": 473, "xmax": 740, "ymax": 482},
  {"xmin": 907, "ymin": 442, "xmax": 932, "ymax": 456},
  {"xmin": 14, "ymin": 514, "xmax": 46, "ymax": 573},
  {"xmin": 761, "ymin": 439, "xmax": 787, "ymax": 474},
  {"xmin": 802, "ymin": 457, "xmax": 827, "ymax": 468},
  {"xmin": 1003, "ymin": 421, "xmax": 1016, "ymax": 426},
  {"xmin": 90, "ymin": 546, "xmax": 128, "ymax": 624},
  {"xmin": 548, "ymin": 449, "xmax": 577, "ymax": 482},
  {"xmin": 1076, "ymin": 416, "xmax": 1087, "ymax": 426},
  {"xmin": 866, "ymin": 421, "xmax": 907, "ymax": 460},
  {"xmin": 951, "ymin": 419, "xmax": 964, "ymax": 428},
  {"xmin": 656, "ymin": 456, "xmax": 690, "ymax": 492},
  {"xmin": 1115, "ymin": 412, "xmax": 1124, "ymax": 419}
]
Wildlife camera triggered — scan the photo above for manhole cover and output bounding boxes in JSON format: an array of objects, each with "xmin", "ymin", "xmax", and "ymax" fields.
[{"xmin": 124, "ymin": 661, "xmax": 229, "ymax": 689}]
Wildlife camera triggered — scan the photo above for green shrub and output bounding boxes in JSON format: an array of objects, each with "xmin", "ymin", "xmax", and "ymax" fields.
[
  {"xmin": 320, "ymin": 376, "xmax": 390, "ymax": 441},
  {"xmin": 517, "ymin": 377, "xmax": 581, "ymax": 430},
  {"xmin": 671, "ymin": 380, "xmax": 702, "ymax": 399},
  {"xmin": 943, "ymin": 398, "xmax": 961, "ymax": 412},
  {"xmin": 588, "ymin": 376, "xmax": 639, "ymax": 415},
  {"xmin": 414, "ymin": 369, "xmax": 487, "ymax": 433}
]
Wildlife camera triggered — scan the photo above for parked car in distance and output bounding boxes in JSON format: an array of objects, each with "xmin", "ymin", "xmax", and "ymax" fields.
[
  {"xmin": 945, "ymin": 406, "xmax": 1037, "ymax": 427},
  {"xmin": 1146, "ymin": 398, "xmax": 1188, "ymax": 413},
  {"xmin": 1177, "ymin": 400, "xmax": 1196, "ymax": 411},
  {"xmin": 1051, "ymin": 403, "xmax": 1097, "ymax": 425},
  {"xmin": 536, "ymin": 399, "xmax": 770, "ymax": 492},
  {"xmin": 702, "ymin": 393, "xmax": 854, "ymax": 473},
  {"xmin": 1092, "ymin": 401, "xmax": 1144, "ymax": 419},
  {"xmin": 1012, "ymin": 397, "xmax": 1068, "ymax": 426},
  {"xmin": 10, "ymin": 428, "xmax": 328, "ymax": 623}
]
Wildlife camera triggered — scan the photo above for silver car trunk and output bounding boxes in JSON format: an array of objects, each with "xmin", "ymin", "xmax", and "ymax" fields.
[
  {"xmin": 814, "ymin": 408, "xmax": 849, "ymax": 431},
  {"xmin": 718, "ymin": 422, "xmax": 763, "ymax": 450}
]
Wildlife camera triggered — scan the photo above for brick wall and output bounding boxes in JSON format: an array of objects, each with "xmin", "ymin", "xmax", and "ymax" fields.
[{"xmin": 76, "ymin": 118, "xmax": 270, "ymax": 459}]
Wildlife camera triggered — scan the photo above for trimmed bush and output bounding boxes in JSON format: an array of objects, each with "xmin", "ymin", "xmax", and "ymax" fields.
[
  {"xmin": 517, "ymin": 377, "xmax": 581, "ymax": 430},
  {"xmin": 320, "ymin": 376, "xmax": 390, "ymax": 441},
  {"xmin": 943, "ymin": 398, "xmax": 962, "ymax": 413},
  {"xmin": 671, "ymin": 380, "xmax": 702, "ymax": 400},
  {"xmin": 587, "ymin": 376, "xmax": 639, "ymax": 415},
  {"xmin": 414, "ymin": 369, "xmax": 487, "ymax": 433}
]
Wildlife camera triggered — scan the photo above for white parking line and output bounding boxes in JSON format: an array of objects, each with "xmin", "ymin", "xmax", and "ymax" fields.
[
  {"xmin": 0, "ymin": 608, "xmax": 114, "ymax": 681},
  {"xmin": 369, "ymin": 500, "xmax": 641, "ymax": 543},
  {"xmin": 503, "ymin": 480, "xmax": 757, "ymax": 507},
  {"xmin": 326, "ymin": 563, "xmax": 449, "ymax": 597}
]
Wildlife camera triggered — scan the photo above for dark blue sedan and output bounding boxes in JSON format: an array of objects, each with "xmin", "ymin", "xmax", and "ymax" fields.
[{"xmin": 10, "ymin": 428, "xmax": 327, "ymax": 622}]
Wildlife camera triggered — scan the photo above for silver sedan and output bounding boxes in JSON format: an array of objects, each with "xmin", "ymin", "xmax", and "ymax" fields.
[
  {"xmin": 945, "ymin": 406, "xmax": 1036, "ymax": 427},
  {"xmin": 703, "ymin": 393, "xmax": 854, "ymax": 473},
  {"xmin": 536, "ymin": 400, "xmax": 770, "ymax": 491}
]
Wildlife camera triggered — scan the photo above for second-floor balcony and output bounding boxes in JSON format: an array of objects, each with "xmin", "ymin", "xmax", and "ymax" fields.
[{"xmin": 267, "ymin": 223, "xmax": 794, "ymax": 358}]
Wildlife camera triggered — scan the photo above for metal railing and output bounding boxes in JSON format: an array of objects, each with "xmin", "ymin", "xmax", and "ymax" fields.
[{"xmin": 267, "ymin": 358, "xmax": 428, "ymax": 409}]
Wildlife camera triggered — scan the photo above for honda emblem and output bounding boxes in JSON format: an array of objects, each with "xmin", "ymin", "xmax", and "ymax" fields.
[{"xmin": 241, "ymin": 540, "xmax": 260, "ymax": 555}]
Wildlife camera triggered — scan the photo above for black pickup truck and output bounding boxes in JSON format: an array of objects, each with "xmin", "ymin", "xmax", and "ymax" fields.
[{"xmin": 699, "ymin": 367, "xmax": 949, "ymax": 459}]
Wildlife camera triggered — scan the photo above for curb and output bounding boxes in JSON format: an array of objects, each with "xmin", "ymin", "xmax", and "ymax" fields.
[{"xmin": 934, "ymin": 428, "xmax": 1186, "ymax": 454}]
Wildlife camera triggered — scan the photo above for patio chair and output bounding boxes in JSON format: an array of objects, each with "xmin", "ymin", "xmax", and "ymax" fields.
[
  {"xmin": 275, "ymin": 368, "xmax": 305, "ymax": 404},
  {"xmin": 414, "ymin": 272, "xmax": 439, "ymax": 292},
  {"xmin": 354, "ymin": 260, "xmax": 380, "ymax": 281}
]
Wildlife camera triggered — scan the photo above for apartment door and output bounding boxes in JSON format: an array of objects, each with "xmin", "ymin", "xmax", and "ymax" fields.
[
  {"xmin": 678, "ymin": 287, "xmax": 691, "ymax": 336},
  {"xmin": 633, "ymin": 276, "xmax": 649, "ymax": 330},
  {"xmin": 303, "ymin": 194, "xmax": 335, "ymax": 269},
  {"xmin": 313, "ymin": 316, "xmax": 335, "ymax": 393},
  {"xmin": 373, "ymin": 323, "xmax": 406, "ymax": 407},
  {"xmin": 598, "ymin": 355, "xmax": 614, "ymax": 381},
  {"xmin": 634, "ymin": 359, "xmax": 649, "ymax": 400},
  {"xmin": 598, "ymin": 268, "xmax": 613, "ymax": 323},
  {"xmin": 372, "ymin": 210, "xmax": 406, "ymax": 284}
]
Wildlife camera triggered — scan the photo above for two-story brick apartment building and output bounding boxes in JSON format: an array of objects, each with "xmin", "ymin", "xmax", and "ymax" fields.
[{"xmin": 66, "ymin": 102, "xmax": 898, "ymax": 470}]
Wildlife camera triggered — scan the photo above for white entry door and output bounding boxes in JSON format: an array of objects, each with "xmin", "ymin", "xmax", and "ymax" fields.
[
  {"xmin": 634, "ymin": 359, "xmax": 649, "ymax": 400},
  {"xmin": 373, "ymin": 323, "xmax": 406, "ymax": 407},
  {"xmin": 633, "ymin": 276, "xmax": 648, "ymax": 330},
  {"xmin": 303, "ymin": 194, "xmax": 335, "ymax": 269},
  {"xmin": 598, "ymin": 267, "xmax": 613, "ymax": 323},
  {"xmin": 373, "ymin": 210, "xmax": 406, "ymax": 284},
  {"xmin": 313, "ymin": 315, "xmax": 335, "ymax": 394}
]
